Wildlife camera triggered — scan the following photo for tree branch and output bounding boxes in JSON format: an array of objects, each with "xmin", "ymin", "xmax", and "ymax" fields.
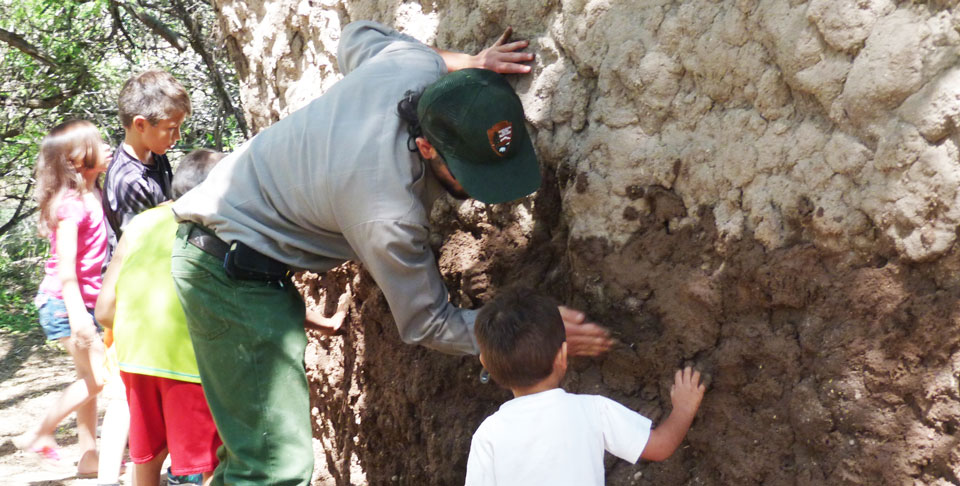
[
  {"xmin": 0, "ymin": 27, "xmax": 58, "ymax": 67},
  {"xmin": 108, "ymin": 0, "xmax": 140, "ymax": 52},
  {"xmin": 5, "ymin": 69, "xmax": 89, "ymax": 109},
  {"xmin": 0, "ymin": 146, "xmax": 29, "ymax": 175},
  {"xmin": 16, "ymin": 88, "xmax": 80, "ymax": 109},
  {"xmin": 0, "ymin": 128, "xmax": 23, "ymax": 140},
  {"xmin": 168, "ymin": 0, "xmax": 249, "ymax": 137},
  {"xmin": 0, "ymin": 183, "xmax": 36, "ymax": 238},
  {"xmin": 111, "ymin": 0, "xmax": 185, "ymax": 52}
]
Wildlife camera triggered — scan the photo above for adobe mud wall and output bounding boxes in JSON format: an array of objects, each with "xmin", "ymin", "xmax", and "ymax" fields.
[{"xmin": 211, "ymin": 1, "xmax": 960, "ymax": 484}]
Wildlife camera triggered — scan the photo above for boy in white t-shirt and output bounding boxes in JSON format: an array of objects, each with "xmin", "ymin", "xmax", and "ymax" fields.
[{"xmin": 465, "ymin": 288, "xmax": 706, "ymax": 486}]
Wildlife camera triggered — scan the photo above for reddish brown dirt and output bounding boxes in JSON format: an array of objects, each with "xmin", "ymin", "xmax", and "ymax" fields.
[{"xmin": 302, "ymin": 175, "xmax": 960, "ymax": 485}]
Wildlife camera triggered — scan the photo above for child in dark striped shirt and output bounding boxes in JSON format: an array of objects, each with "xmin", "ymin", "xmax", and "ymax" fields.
[{"xmin": 101, "ymin": 69, "xmax": 191, "ymax": 265}]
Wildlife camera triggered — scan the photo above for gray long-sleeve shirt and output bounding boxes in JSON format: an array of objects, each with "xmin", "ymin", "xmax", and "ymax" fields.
[{"xmin": 172, "ymin": 21, "xmax": 479, "ymax": 355}]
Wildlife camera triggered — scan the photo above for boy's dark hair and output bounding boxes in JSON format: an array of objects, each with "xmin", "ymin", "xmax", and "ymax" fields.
[
  {"xmin": 118, "ymin": 70, "xmax": 192, "ymax": 127},
  {"xmin": 474, "ymin": 288, "xmax": 566, "ymax": 389},
  {"xmin": 172, "ymin": 149, "xmax": 224, "ymax": 199}
]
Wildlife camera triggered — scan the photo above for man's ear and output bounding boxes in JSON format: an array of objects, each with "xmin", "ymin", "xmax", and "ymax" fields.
[{"xmin": 415, "ymin": 136, "xmax": 438, "ymax": 160}]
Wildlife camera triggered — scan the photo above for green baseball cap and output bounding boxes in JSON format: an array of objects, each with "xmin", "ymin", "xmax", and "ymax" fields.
[{"xmin": 417, "ymin": 68, "xmax": 541, "ymax": 204}]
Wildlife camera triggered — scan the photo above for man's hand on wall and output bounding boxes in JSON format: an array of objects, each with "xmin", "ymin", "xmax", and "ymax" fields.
[
  {"xmin": 472, "ymin": 27, "xmax": 535, "ymax": 74},
  {"xmin": 436, "ymin": 27, "xmax": 535, "ymax": 74},
  {"xmin": 559, "ymin": 306, "xmax": 614, "ymax": 357}
]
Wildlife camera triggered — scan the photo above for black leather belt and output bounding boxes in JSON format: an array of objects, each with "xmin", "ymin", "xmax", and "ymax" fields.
[
  {"xmin": 185, "ymin": 224, "xmax": 290, "ymax": 284},
  {"xmin": 186, "ymin": 224, "xmax": 230, "ymax": 260}
]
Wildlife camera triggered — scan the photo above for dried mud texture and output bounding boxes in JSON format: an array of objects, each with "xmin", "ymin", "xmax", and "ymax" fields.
[{"xmin": 210, "ymin": 1, "xmax": 960, "ymax": 484}]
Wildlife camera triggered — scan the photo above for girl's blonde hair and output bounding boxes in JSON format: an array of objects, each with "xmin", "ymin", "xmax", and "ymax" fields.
[{"xmin": 34, "ymin": 120, "xmax": 104, "ymax": 237}]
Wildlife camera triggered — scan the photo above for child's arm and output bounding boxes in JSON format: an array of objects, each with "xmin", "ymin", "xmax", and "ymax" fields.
[
  {"xmin": 95, "ymin": 235, "xmax": 127, "ymax": 329},
  {"xmin": 56, "ymin": 219, "xmax": 98, "ymax": 348},
  {"xmin": 303, "ymin": 285, "xmax": 351, "ymax": 335},
  {"xmin": 641, "ymin": 367, "xmax": 706, "ymax": 461}
]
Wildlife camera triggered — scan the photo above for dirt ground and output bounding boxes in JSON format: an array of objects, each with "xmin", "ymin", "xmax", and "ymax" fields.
[{"xmin": 0, "ymin": 329, "xmax": 135, "ymax": 486}]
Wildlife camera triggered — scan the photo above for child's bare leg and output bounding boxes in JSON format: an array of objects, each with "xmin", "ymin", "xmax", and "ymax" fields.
[
  {"xmin": 17, "ymin": 378, "xmax": 86, "ymax": 446},
  {"xmin": 97, "ymin": 380, "xmax": 130, "ymax": 483},
  {"xmin": 16, "ymin": 336, "xmax": 102, "ymax": 453},
  {"xmin": 64, "ymin": 333, "xmax": 104, "ymax": 474},
  {"xmin": 202, "ymin": 470, "xmax": 214, "ymax": 486},
  {"xmin": 75, "ymin": 397, "xmax": 99, "ymax": 474},
  {"xmin": 132, "ymin": 449, "xmax": 167, "ymax": 486},
  {"xmin": 66, "ymin": 331, "xmax": 105, "ymax": 398}
]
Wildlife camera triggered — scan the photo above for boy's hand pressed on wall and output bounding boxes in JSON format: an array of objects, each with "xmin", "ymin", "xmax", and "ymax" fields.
[
  {"xmin": 640, "ymin": 366, "xmax": 706, "ymax": 461},
  {"xmin": 559, "ymin": 306, "xmax": 615, "ymax": 357},
  {"xmin": 670, "ymin": 366, "xmax": 706, "ymax": 418}
]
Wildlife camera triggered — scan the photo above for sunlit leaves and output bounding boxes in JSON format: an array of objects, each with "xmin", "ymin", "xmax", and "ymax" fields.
[{"xmin": 0, "ymin": 0, "xmax": 246, "ymax": 237}]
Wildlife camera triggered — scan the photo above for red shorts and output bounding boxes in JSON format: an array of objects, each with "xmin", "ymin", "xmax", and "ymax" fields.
[{"xmin": 120, "ymin": 371, "xmax": 222, "ymax": 475}]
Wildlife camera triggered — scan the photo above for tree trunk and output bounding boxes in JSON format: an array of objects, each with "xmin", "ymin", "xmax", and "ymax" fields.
[{"xmin": 212, "ymin": 2, "xmax": 960, "ymax": 485}]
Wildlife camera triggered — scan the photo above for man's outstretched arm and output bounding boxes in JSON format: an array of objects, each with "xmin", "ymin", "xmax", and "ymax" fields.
[{"xmin": 433, "ymin": 27, "xmax": 534, "ymax": 74}]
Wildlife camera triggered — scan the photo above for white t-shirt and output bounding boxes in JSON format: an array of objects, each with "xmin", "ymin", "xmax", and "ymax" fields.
[{"xmin": 465, "ymin": 388, "xmax": 653, "ymax": 486}]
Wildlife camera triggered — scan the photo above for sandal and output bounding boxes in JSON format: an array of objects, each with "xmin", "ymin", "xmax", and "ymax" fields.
[
  {"xmin": 75, "ymin": 449, "xmax": 99, "ymax": 478},
  {"xmin": 75, "ymin": 469, "xmax": 98, "ymax": 479},
  {"xmin": 34, "ymin": 445, "xmax": 62, "ymax": 461},
  {"xmin": 12, "ymin": 436, "xmax": 62, "ymax": 462}
]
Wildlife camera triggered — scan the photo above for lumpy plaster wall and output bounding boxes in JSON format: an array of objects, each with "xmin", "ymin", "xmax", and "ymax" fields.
[{"xmin": 211, "ymin": 1, "xmax": 960, "ymax": 484}]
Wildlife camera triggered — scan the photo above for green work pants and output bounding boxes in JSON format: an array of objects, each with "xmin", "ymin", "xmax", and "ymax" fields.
[{"xmin": 171, "ymin": 224, "xmax": 313, "ymax": 486}]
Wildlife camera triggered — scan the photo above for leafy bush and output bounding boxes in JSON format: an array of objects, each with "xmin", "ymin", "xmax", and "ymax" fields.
[{"xmin": 0, "ymin": 213, "xmax": 45, "ymax": 334}]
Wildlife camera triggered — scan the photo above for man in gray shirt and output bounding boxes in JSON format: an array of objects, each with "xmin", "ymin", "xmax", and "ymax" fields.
[{"xmin": 171, "ymin": 20, "xmax": 612, "ymax": 485}]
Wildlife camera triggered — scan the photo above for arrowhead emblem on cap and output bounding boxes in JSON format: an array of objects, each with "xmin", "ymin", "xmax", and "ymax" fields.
[{"xmin": 487, "ymin": 121, "xmax": 513, "ymax": 157}]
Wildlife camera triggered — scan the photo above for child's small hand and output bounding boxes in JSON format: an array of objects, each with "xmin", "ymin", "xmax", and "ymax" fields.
[
  {"xmin": 71, "ymin": 315, "xmax": 98, "ymax": 349},
  {"xmin": 670, "ymin": 366, "xmax": 706, "ymax": 418},
  {"xmin": 641, "ymin": 366, "xmax": 707, "ymax": 461},
  {"xmin": 304, "ymin": 288, "xmax": 351, "ymax": 336}
]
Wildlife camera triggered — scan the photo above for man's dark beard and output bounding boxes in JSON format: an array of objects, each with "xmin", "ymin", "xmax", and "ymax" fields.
[
  {"xmin": 429, "ymin": 156, "xmax": 470, "ymax": 200},
  {"xmin": 438, "ymin": 175, "xmax": 470, "ymax": 200}
]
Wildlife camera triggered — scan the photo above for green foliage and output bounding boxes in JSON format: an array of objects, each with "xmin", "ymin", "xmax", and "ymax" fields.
[
  {"xmin": 0, "ymin": 0, "xmax": 247, "ymax": 312},
  {"xmin": 0, "ymin": 287, "xmax": 40, "ymax": 334},
  {"xmin": 0, "ymin": 0, "xmax": 247, "ymax": 238},
  {"xmin": 0, "ymin": 210, "xmax": 45, "ymax": 334}
]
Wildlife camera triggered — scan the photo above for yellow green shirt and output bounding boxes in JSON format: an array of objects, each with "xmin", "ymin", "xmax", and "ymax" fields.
[{"xmin": 113, "ymin": 206, "xmax": 200, "ymax": 382}]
